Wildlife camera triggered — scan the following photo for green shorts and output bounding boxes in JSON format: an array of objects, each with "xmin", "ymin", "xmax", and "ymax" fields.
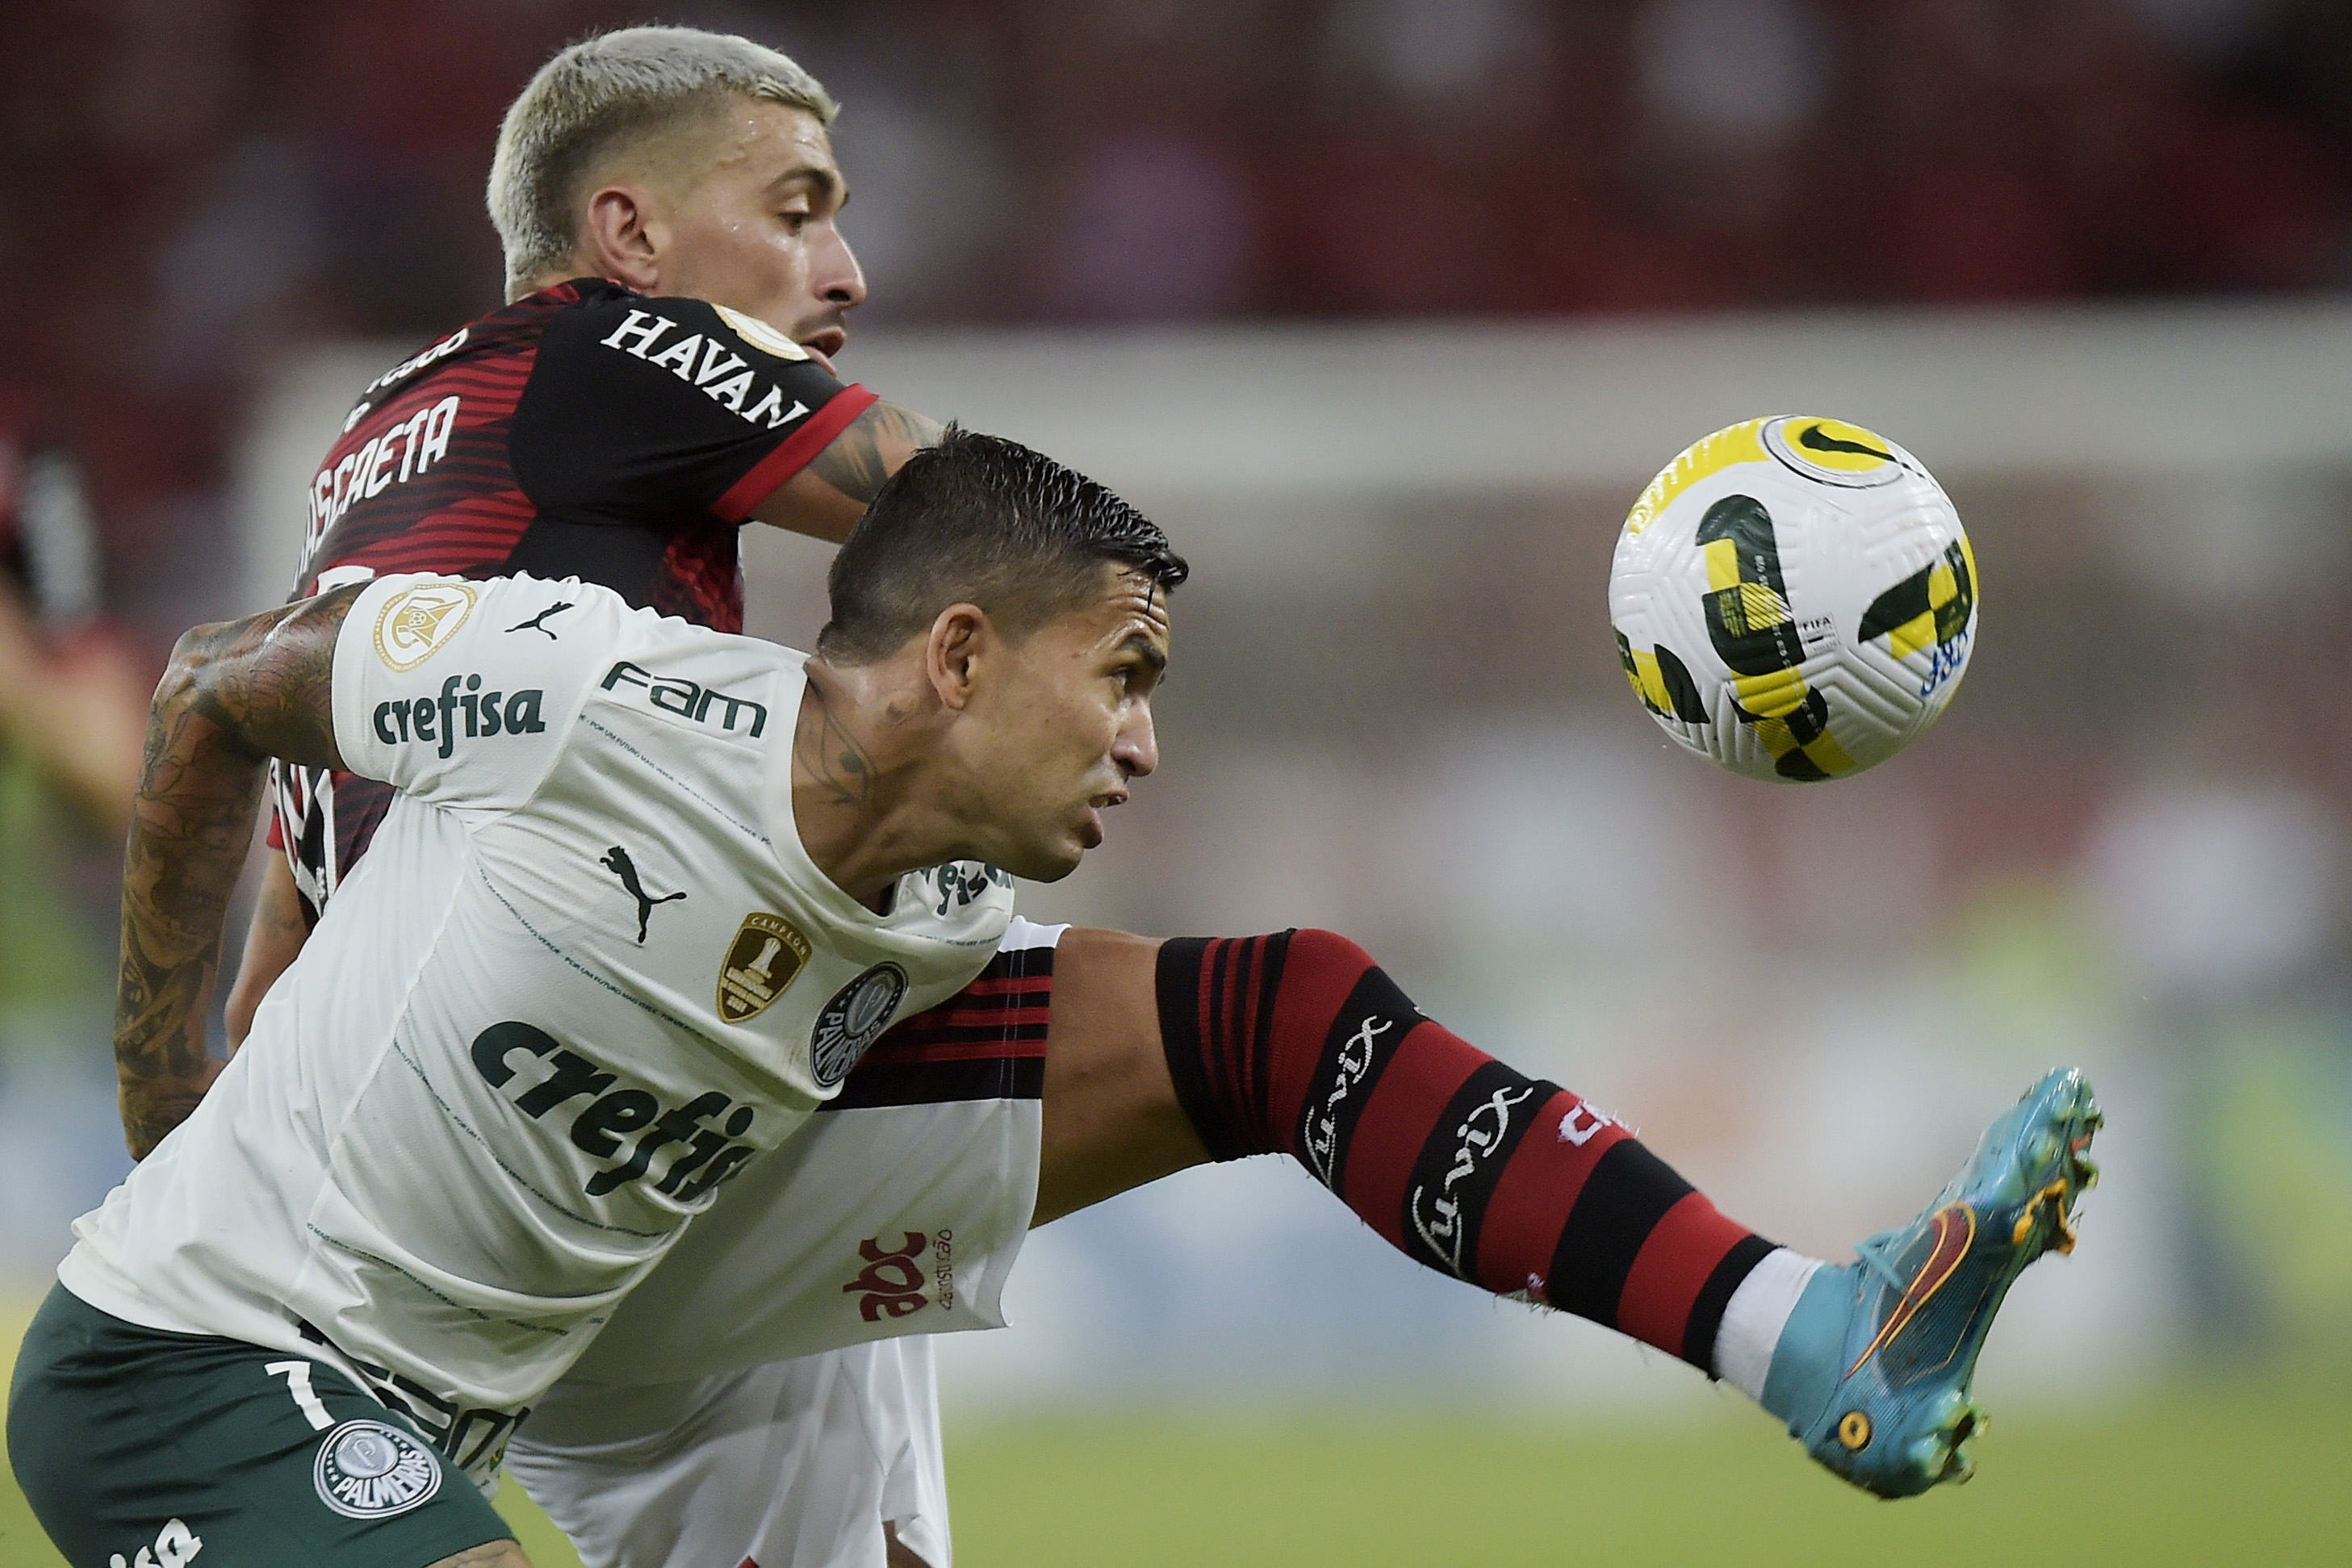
[{"xmin": 6, "ymin": 1283, "xmax": 514, "ymax": 1568}]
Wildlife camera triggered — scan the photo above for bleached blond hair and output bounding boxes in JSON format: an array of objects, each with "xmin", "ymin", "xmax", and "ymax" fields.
[{"xmin": 487, "ymin": 26, "xmax": 838, "ymax": 299}]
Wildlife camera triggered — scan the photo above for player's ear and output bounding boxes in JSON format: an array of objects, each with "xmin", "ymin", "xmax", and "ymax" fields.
[
  {"xmin": 924, "ymin": 603, "xmax": 990, "ymax": 713},
  {"xmin": 580, "ymin": 183, "xmax": 662, "ymax": 292}
]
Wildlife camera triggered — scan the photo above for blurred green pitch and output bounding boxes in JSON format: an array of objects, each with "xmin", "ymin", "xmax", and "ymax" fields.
[{"xmin": 6, "ymin": 1306, "xmax": 2346, "ymax": 1566}]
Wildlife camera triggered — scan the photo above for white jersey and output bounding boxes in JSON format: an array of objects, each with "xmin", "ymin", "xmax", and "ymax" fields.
[
  {"xmin": 509, "ymin": 1340, "xmax": 953, "ymax": 1568},
  {"xmin": 509, "ymin": 917, "xmax": 1064, "ymax": 1568},
  {"xmin": 555, "ymin": 918, "xmax": 1058, "ymax": 1390},
  {"xmin": 60, "ymin": 573, "xmax": 1012, "ymax": 1478}
]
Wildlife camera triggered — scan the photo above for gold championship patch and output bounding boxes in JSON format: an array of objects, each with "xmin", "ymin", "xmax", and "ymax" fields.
[
  {"xmin": 718, "ymin": 913, "xmax": 813, "ymax": 1023},
  {"xmin": 372, "ymin": 582, "xmax": 477, "ymax": 671}
]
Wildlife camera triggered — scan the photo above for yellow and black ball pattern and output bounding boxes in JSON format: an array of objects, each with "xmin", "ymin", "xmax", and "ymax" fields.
[{"xmin": 1608, "ymin": 416, "xmax": 1976, "ymax": 784}]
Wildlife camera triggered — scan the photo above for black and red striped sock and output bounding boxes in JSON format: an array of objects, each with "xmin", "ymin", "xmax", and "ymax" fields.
[{"xmin": 1157, "ymin": 929, "xmax": 1775, "ymax": 1372}]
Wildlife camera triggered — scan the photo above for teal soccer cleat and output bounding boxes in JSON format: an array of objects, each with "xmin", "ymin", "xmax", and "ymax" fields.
[{"xmin": 1772, "ymin": 1067, "xmax": 2103, "ymax": 1498}]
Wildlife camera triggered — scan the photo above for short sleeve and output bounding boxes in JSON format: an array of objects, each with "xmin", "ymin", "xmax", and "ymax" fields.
[
  {"xmin": 511, "ymin": 290, "xmax": 880, "ymax": 528},
  {"xmin": 333, "ymin": 574, "xmax": 631, "ymax": 814}
]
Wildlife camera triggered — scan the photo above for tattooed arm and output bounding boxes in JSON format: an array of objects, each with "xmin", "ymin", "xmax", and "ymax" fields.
[
  {"xmin": 751, "ymin": 399, "xmax": 943, "ymax": 543},
  {"xmin": 116, "ymin": 587, "xmax": 358, "ymax": 1159}
]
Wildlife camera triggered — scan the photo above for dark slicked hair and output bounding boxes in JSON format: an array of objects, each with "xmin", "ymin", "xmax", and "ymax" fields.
[{"xmin": 817, "ymin": 426, "xmax": 1188, "ymax": 663}]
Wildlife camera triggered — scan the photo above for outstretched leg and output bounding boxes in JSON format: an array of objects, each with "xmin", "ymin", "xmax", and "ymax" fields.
[
  {"xmin": 1035, "ymin": 926, "xmax": 2099, "ymax": 1497},
  {"xmin": 1148, "ymin": 930, "xmax": 1768, "ymax": 1368}
]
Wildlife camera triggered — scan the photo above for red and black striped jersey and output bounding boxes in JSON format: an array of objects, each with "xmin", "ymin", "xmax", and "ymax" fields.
[
  {"xmin": 270, "ymin": 279, "xmax": 877, "ymax": 922},
  {"xmin": 825, "ymin": 935, "xmax": 1050, "ymax": 1110},
  {"xmin": 291, "ymin": 276, "xmax": 873, "ymax": 630}
]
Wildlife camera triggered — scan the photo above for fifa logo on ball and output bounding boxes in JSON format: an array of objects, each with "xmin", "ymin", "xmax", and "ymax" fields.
[{"xmin": 1609, "ymin": 416, "xmax": 1977, "ymax": 784}]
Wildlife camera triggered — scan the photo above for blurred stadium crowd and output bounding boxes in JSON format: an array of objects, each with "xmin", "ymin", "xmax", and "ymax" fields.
[
  {"xmin": 4, "ymin": 0, "xmax": 2352, "ymax": 641},
  {"xmin": 1, "ymin": 0, "xmax": 2350, "ymax": 1403}
]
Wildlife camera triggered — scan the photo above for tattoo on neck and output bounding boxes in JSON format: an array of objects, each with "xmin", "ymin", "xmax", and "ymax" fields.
[{"xmin": 795, "ymin": 700, "xmax": 876, "ymax": 807}]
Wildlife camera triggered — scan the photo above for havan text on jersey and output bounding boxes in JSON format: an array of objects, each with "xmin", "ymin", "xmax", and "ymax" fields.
[
  {"xmin": 282, "ymin": 278, "xmax": 875, "ymax": 639},
  {"xmin": 601, "ymin": 310, "xmax": 813, "ymax": 431},
  {"xmin": 470, "ymin": 1022, "xmax": 758, "ymax": 1202}
]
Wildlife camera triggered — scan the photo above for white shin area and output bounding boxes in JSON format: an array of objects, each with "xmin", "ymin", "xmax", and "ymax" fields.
[{"xmin": 1712, "ymin": 1247, "xmax": 1827, "ymax": 1404}]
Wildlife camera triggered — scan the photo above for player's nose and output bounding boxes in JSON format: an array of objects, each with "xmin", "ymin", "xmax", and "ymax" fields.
[
  {"xmin": 816, "ymin": 223, "xmax": 867, "ymax": 311},
  {"xmin": 1114, "ymin": 706, "xmax": 1158, "ymax": 780}
]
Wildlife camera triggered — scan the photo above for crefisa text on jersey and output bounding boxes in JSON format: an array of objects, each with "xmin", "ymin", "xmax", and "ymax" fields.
[
  {"xmin": 923, "ymin": 863, "xmax": 1013, "ymax": 918},
  {"xmin": 599, "ymin": 310, "xmax": 814, "ymax": 431},
  {"xmin": 371, "ymin": 674, "xmax": 547, "ymax": 759},
  {"xmin": 471, "ymin": 1022, "xmax": 759, "ymax": 1202}
]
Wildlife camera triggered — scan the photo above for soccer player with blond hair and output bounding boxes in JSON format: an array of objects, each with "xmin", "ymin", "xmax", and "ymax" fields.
[{"xmin": 102, "ymin": 26, "xmax": 2102, "ymax": 1568}]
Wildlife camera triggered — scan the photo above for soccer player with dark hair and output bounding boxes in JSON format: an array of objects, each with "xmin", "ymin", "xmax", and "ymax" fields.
[
  {"xmin": 12, "ymin": 432, "xmax": 1182, "ymax": 1567},
  {"xmin": 157, "ymin": 26, "xmax": 2102, "ymax": 1568}
]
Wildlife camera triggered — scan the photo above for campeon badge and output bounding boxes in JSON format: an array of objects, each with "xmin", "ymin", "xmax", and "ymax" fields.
[
  {"xmin": 372, "ymin": 580, "xmax": 476, "ymax": 671},
  {"xmin": 312, "ymin": 1418, "xmax": 442, "ymax": 1520},
  {"xmin": 718, "ymin": 912, "xmax": 813, "ymax": 1023},
  {"xmin": 810, "ymin": 963, "xmax": 907, "ymax": 1087}
]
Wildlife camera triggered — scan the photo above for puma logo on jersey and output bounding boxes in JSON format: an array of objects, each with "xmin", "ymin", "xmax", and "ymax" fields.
[
  {"xmin": 506, "ymin": 600, "xmax": 575, "ymax": 639},
  {"xmin": 600, "ymin": 846, "xmax": 685, "ymax": 943},
  {"xmin": 598, "ymin": 309, "xmax": 813, "ymax": 430},
  {"xmin": 471, "ymin": 1022, "xmax": 759, "ymax": 1200},
  {"xmin": 110, "ymin": 1519, "xmax": 201, "ymax": 1568},
  {"xmin": 371, "ymin": 674, "xmax": 547, "ymax": 757}
]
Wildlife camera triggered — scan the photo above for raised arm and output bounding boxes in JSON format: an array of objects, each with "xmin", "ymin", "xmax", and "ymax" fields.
[
  {"xmin": 116, "ymin": 586, "xmax": 359, "ymax": 1158},
  {"xmin": 751, "ymin": 399, "xmax": 942, "ymax": 543}
]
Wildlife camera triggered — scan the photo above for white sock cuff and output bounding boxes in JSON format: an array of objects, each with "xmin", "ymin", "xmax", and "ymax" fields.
[{"xmin": 1712, "ymin": 1247, "xmax": 1824, "ymax": 1403}]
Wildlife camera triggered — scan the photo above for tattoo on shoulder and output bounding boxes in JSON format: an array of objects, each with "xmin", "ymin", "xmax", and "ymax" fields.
[
  {"xmin": 805, "ymin": 401, "xmax": 941, "ymax": 504},
  {"xmin": 793, "ymin": 697, "xmax": 877, "ymax": 808},
  {"xmin": 190, "ymin": 584, "xmax": 365, "ymax": 768}
]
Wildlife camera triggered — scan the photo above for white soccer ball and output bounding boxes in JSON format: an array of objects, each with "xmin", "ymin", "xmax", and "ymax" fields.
[{"xmin": 1608, "ymin": 415, "xmax": 1976, "ymax": 783}]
